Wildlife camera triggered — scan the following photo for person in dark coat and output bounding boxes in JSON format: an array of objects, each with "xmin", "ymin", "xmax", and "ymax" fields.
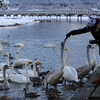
[
  {"xmin": 64, "ymin": 14, "xmax": 100, "ymax": 84},
  {"xmin": 65, "ymin": 14, "xmax": 100, "ymax": 48}
]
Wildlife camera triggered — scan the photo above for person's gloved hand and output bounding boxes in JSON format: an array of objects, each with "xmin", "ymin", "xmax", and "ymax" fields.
[
  {"xmin": 64, "ymin": 32, "xmax": 72, "ymax": 42},
  {"xmin": 89, "ymin": 40, "xmax": 96, "ymax": 44}
]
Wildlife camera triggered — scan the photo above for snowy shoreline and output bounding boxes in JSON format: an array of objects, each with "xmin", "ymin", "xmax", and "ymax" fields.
[{"xmin": 0, "ymin": 15, "xmax": 88, "ymax": 27}]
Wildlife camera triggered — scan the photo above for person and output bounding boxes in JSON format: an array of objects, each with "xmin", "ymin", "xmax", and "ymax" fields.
[
  {"xmin": 65, "ymin": 14, "xmax": 100, "ymax": 54},
  {"xmin": 64, "ymin": 14, "xmax": 100, "ymax": 84}
]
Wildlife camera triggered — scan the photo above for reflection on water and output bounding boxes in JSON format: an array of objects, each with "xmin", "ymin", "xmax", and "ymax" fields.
[{"xmin": 0, "ymin": 20, "xmax": 99, "ymax": 100}]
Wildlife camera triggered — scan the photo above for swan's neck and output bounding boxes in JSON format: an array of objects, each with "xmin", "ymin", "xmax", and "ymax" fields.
[
  {"xmin": 11, "ymin": 63, "xmax": 15, "ymax": 73},
  {"xmin": 60, "ymin": 43, "xmax": 64, "ymax": 70},
  {"xmin": 6, "ymin": 55, "xmax": 9, "ymax": 66},
  {"xmin": 16, "ymin": 52, "xmax": 19, "ymax": 61},
  {"xmin": 25, "ymin": 64, "xmax": 30, "ymax": 82},
  {"xmin": 64, "ymin": 49, "xmax": 69, "ymax": 66},
  {"xmin": 0, "ymin": 42, "xmax": 3, "ymax": 50},
  {"xmin": 33, "ymin": 62, "xmax": 38, "ymax": 77},
  {"xmin": 87, "ymin": 46, "xmax": 91, "ymax": 69},
  {"xmin": 92, "ymin": 45, "xmax": 96, "ymax": 61},
  {"xmin": 22, "ymin": 38, "xmax": 24, "ymax": 45},
  {"xmin": 3, "ymin": 67, "xmax": 9, "ymax": 87}
]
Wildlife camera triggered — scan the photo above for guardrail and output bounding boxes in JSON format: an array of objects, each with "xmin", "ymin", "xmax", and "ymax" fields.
[{"xmin": 0, "ymin": 10, "xmax": 100, "ymax": 17}]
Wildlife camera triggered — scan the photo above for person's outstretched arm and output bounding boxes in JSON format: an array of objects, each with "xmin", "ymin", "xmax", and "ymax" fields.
[{"xmin": 65, "ymin": 26, "xmax": 89, "ymax": 40}]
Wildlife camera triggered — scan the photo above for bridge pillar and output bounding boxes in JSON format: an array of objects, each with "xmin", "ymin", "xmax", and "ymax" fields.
[{"xmin": 77, "ymin": 14, "xmax": 83, "ymax": 22}]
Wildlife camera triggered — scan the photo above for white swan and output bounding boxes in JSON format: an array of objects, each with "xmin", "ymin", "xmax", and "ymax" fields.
[
  {"xmin": 0, "ymin": 53, "xmax": 14, "ymax": 80},
  {"xmin": 0, "ymin": 53, "xmax": 16, "ymax": 75},
  {"xmin": 18, "ymin": 59, "xmax": 41, "ymax": 78},
  {"xmin": 43, "ymin": 41, "xmax": 65, "ymax": 89},
  {"xmin": 76, "ymin": 44, "xmax": 93, "ymax": 82},
  {"xmin": 0, "ymin": 65, "xmax": 10, "ymax": 90},
  {"xmin": 0, "ymin": 53, "xmax": 10, "ymax": 70},
  {"xmin": 15, "ymin": 50, "xmax": 32, "ymax": 65},
  {"xmin": 43, "ymin": 39, "xmax": 58, "ymax": 48},
  {"xmin": 0, "ymin": 39, "xmax": 3, "ymax": 51},
  {"xmin": 1, "ymin": 35, "xmax": 11, "ymax": 45},
  {"xmin": 14, "ymin": 37, "xmax": 25, "ymax": 47},
  {"xmin": 62, "ymin": 47, "xmax": 79, "ymax": 83},
  {"xmin": 8, "ymin": 61, "xmax": 31, "ymax": 83}
]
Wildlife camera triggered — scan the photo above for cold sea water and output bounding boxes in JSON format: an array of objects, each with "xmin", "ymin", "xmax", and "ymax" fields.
[{"xmin": 0, "ymin": 19, "xmax": 100, "ymax": 100}]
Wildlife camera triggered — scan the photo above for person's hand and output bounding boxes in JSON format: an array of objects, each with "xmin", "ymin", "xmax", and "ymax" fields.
[
  {"xmin": 64, "ymin": 33, "xmax": 72, "ymax": 42},
  {"xmin": 89, "ymin": 40, "xmax": 96, "ymax": 44}
]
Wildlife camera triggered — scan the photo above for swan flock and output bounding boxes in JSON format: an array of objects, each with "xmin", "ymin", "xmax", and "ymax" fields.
[{"xmin": 0, "ymin": 33, "xmax": 98, "ymax": 99}]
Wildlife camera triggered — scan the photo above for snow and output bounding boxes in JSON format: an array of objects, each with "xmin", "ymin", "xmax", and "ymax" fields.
[{"xmin": 0, "ymin": 14, "xmax": 88, "ymax": 27}]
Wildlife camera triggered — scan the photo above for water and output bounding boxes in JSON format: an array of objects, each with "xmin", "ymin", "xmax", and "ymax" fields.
[{"xmin": 0, "ymin": 19, "xmax": 99, "ymax": 100}]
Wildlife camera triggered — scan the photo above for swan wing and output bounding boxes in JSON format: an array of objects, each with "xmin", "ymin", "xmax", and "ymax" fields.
[
  {"xmin": 18, "ymin": 59, "xmax": 32, "ymax": 64},
  {"xmin": 43, "ymin": 71, "xmax": 55, "ymax": 83},
  {"xmin": 43, "ymin": 44, "xmax": 56, "ymax": 48},
  {"xmin": 1, "ymin": 41, "xmax": 10, "ymax": 45},
  {"xmin": 76, "ymin": 64, "xmax": 90, "ymax": 78},
  {"xmin": 14, "ymin": 43, "xmax": 24, "ymax": 47},
  {"xmin": 6, "ymin": 69, "xmax": 16, "ymax": 74},
  {"xmin": 9, "ymin": 73, "xmax": 28, "ymax": 83},
  {"xmin": 44, "ymin": 70, "xmax": 63, "ymax": 84},
  {"xmin": 63, "ymin": 66, "xmax": 79, "ymax": 82},
  {"xmin": 18, "ymin": 69, "xmax": 34, "ymax": 77}
]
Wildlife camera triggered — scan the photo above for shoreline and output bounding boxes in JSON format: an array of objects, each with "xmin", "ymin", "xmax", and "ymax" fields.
[{"xmin": 0, "ymin": 15, "xmax": 88, "ymax": 27}]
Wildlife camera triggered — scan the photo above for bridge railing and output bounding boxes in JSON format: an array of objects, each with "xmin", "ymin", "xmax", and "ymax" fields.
[{"xmin": 0, "ymin": 10, "xmax": 100, "ymax": 16}]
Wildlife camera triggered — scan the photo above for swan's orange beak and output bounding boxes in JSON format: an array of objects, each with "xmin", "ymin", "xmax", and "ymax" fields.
[
  {"xmin": 19, "ymin": 63, "xmax": 23, "ymax": 65},
  {"xmin": 27, "ymin": 61, "xmax": 32, "ymax": 64},
  {"xmin": 37, "ymin": 61, "xmax": 41, "ymax": 64},
  {"xmin": 3, "ymin": 53, "xmax": 8, "ymax": 57}
]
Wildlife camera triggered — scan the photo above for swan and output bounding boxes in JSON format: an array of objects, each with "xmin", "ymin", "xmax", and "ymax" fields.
[
  {"xmin": 0, "ymin": 65, "xmax": 10, "ymax": 90},
  {"xmin": 0, "ymin": 53, "xmax": 14, "ymax": 80},
  {"xmin": 43, "ymin": 41, "xmax": 65, "ymax": 89},
  {"xmin": 62, "ymin": 47, "xmax": 79, "ymax": 83},
  {"xmin": 8, "ymin": 61, "xmax": 31, "ymax": 83},
  {"xmin": 14, "ymin": 37, "xmax": 25, "ymax": 47},
  {"xmin": 76, "ymin": 44, "xmax": 93, "ymax": 82},
  {"xmin": 0, "ymin": 52, "xmax": 10, "ymax": 70},
  {"xmin": 0, "ymin": 39, "xmax": 3, "ymax": 51},
  {"xmin": 1, "ymin": 35, "xmax": 11, "ymax": 45},
  {"xmin": 15, "ymin": 50, "xmax": 32, "ymax": 65},
  {"xmin": 43, "ymin": 39, "xmax": 58, "ymax": 48},
  {"xmin": 18, "ymin": 59, "xmax": 41, "ymax": 78},
  {"xmin": 0, "ymin": 53, "xmax": 16, "ymax": 75}
]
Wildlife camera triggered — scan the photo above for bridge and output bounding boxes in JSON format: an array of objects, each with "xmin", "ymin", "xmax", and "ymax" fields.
[{"xmin": 0, "ymin": 10, "xmax": 100, "ymax": 21}]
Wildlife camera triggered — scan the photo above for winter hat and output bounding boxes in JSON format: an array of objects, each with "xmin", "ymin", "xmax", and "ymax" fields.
[{"xmin": 87, "ymin": 14, "xmax": 97, "ymax": 26}]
